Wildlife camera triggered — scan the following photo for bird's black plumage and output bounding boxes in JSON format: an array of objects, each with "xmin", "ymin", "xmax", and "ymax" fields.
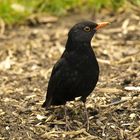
[{"xmin": 42, "ymin": 21, "xmax": 101, "ymax": 108}]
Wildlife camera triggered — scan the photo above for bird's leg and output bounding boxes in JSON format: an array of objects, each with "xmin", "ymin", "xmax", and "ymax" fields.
[
  {"xmin": 83, "ymin": 102, "xmax": 90, "ymax": 131},
  {"xmin": 64, "ymin": 105, "xmax": 71, "ymax": 131}
]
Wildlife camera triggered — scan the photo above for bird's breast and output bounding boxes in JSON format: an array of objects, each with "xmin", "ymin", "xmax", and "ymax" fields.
[{"xmin": 66, "ymin": 52, "xmax": 99, "ymax": 80}]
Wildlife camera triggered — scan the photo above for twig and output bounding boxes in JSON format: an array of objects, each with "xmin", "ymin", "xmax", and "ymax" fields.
[{"xmin": 100, "ymin": 98, "xmax": 130, "ymax": 107}]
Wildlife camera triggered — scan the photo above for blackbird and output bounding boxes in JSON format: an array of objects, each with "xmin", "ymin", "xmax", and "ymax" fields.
[{"xmin": 42, "ymin": 21, "xmax": 109, "ymax": 130}]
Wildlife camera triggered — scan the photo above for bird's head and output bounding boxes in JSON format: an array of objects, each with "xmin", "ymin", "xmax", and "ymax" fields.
[{"xmin": 68, "ymin": 21, "xmax": 110, "ymax": 43}]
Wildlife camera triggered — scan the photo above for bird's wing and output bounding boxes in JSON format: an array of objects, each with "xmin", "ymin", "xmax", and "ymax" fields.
[{"xmin": 42, "ymin": 57, "xmax": 68, "ymax": 108}]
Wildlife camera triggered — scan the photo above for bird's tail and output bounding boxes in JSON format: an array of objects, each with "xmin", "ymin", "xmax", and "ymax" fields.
[{"xmin": 42, "ymin": 96, "xmax": 52, "ymax": 109}]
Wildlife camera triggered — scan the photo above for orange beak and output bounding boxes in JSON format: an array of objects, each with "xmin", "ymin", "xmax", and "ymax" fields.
[{"xmin": 96, "ymin": 22, "xmax": 110, "ymax": 30}]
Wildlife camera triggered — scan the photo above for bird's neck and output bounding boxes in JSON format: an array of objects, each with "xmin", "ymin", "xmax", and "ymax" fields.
[
  {"xmin": 64, "ymin": 37, "xmax": 99, "ymax": 70},
  {"xmin": 66, "ymin": 37, "xmax": 94, "ymax": 55}
]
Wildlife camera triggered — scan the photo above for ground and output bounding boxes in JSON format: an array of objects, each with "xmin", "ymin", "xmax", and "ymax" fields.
[{"xmin": 0, "ymin": 9, "xmax": 140, "ymax": 140}]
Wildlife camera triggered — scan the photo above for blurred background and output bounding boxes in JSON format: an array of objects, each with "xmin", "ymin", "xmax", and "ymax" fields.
[{"xmin": 0, "ymin": 0, "xmax": 140, "ymax": 24}]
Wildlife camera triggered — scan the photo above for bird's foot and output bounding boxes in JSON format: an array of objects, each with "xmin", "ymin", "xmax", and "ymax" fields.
[
  {"xmin": 83, "ymin": 102, "xmax": 90, "ymax": 131},
  {"xmin": 83, "ymin": 119, "xmax": 90, "ymax": 131},
  {"xmin": 65, "ymin": 115, "xmax": 72, "ymax": 131},
  {"xmin": 65, "ymin": 121, "xmax": 72, "ymax": 131},
  {"xmin": 64, "ymin": 105, "xmax": 71, "ymax": 131}
]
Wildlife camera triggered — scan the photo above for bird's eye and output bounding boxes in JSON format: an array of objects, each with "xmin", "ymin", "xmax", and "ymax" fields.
[{"xmin": 84, "ymin": 26, "xmax": 91, "ymax": 32}]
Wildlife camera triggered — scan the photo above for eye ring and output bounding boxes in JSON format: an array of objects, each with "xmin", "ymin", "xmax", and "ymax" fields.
[{"xmin": 84, "ymin": 26, "xmax": 91, "ymax": 32}]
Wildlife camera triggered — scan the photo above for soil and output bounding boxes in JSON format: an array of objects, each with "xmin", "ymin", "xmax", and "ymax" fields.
[{"xmin": 0, "ymin": 9, "xmax": 140, "ymax": 140}]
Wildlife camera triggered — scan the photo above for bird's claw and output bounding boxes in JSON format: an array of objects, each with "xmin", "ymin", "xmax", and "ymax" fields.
[
  {"xmin": 83, "ymin": 120, "xmax": 90, "ymax": 131},
  {"xmin": 65, "ymin": 122, "xmax": 71, "ymax": 131}
]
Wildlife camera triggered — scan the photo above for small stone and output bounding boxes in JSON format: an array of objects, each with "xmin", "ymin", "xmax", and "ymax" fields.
[
  {"xmin": 129, "ymin": 113, "xmax": 136, "ymax": 119},
  {"xmin": 36, "ymin": 114, "xmax": 46, "ymax": 120},
  {"xmin": 6, "ymin": 126, "xmax": 10, "ymax": 130}
]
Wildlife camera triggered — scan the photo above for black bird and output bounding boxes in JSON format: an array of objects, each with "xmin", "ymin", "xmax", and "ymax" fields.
[{"xmin": 42, "ymin": 21, "xmax": 109, "ymax": 130}]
